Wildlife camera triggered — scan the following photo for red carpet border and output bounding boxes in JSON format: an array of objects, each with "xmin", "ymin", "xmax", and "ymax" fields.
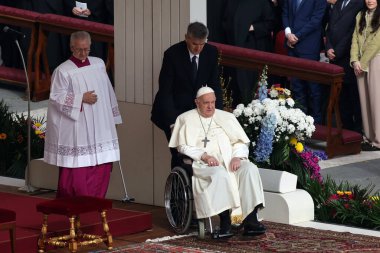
[
  {"xmin": 92, "ymin": 222, "xmax": 380, "ymax": 253},
  {"xmin": 164, "ymin": 221, "xmax": 380, "ymax": 252},
  {"xmin": 0, "ymin": 192, "xmax": 152, "ymax": 253},
  {"xmin": 90, "ymin": 242, "xmax": 217, "ymax": 253}
]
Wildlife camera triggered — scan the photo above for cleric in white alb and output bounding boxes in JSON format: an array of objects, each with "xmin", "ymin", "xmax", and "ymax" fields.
[{"xmin": 44, "ymin": 31, "xmax": 122, "ymax": 198}]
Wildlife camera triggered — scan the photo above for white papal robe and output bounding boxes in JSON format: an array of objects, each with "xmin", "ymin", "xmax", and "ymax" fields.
[
  {"xmin": 44, "ymin": 57, "xmax": 122, "ymax": 168},
  {"xmin": 169, "ymin": 109, "xmax": 265, "ymax": 220}
]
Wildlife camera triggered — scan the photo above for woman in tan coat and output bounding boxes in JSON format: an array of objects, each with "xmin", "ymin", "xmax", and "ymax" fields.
[{"xmin": 350, "ymin": 0, "xmax": 380, "ymax": 151}]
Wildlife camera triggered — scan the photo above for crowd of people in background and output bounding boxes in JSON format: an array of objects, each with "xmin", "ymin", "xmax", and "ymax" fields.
[
  {"xmin": 1, "ymin": 0, "xmax": 380, "ymax": 150},
  {"xmin": 206, "ymin": 0, "xmax": 380, "ymax": 150}
]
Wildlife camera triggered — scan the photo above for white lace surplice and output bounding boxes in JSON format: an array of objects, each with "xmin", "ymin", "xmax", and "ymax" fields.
[{"xmin": 44, "ymin": 57, "xmax": 122, "ymax": 168}]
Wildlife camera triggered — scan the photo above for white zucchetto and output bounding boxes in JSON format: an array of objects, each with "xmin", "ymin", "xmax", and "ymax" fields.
[{"xmin": 196, "ymin": 86, "xmax": 214, "ymax": 98}]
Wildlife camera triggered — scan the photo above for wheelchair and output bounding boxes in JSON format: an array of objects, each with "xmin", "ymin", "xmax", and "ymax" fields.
[{"xmin": 164, "ymin": 157, "xmax": 212, "ymax": 239}]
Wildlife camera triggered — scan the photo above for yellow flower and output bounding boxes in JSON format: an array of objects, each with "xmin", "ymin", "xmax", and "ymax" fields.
[
  {"xmin": 0, "ymin": 133, "xmax": 7, "ymax": 140},
  {"xmin": 289, "ymin": 137, "xmax": 297, "ymax": 146},
  {"xmin": 337, "ymin": 191, "xmax": 344, "ymax": 196},
  {"xmin": 295, "ymin": 142, "xmax": 304, "ymax": 153},
  {"xmin": 34, "ymin": 122, "xmax": 42, "ymax": 128},
  {"xmin": 275, "ymin": 87, "xmax": 284, "ymax": 92},
  {"xmin": 35, "ymin": 130, "xmax": 43, "ymax": 135},
  {"xmin": 344, "ymin": 191, "xmax": 352, "ymax": 196}
]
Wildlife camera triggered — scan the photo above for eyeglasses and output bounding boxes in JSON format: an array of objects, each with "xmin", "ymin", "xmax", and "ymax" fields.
[{"xmin": 72, "ymin": 48, "xmax": 91, "ymax": 53}]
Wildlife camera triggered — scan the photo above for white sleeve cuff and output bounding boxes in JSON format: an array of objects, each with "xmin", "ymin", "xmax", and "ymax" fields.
[{"xmin": 285, "ymin": 27, "xmax": 291, "ymax": 36}]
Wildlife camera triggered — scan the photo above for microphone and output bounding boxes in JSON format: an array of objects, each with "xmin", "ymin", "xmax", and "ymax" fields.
[{"xmin": 2, "ymin": 26, "xmax": 26, "ymax": 39}]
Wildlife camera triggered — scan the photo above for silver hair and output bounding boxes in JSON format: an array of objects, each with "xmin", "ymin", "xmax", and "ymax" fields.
[{"xmin": 70, "ymin": 31, "xmax": 91, "ymax": 47}]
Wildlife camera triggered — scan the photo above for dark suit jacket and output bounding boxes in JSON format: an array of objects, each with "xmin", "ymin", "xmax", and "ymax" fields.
[
  {"xmin": 223, "ymin": 0, "xmax": 275, "ymax": 51},
  {"xmin": 325, "ymin": 0, "xmax": 364, "ymax": 63},
  {"xmin": 282, "ymin": 0, "xmax": 326, "ymax": 56},
  {"xmin": 151, "ymin": 41, "xmax": 222, "ymax": 131}
]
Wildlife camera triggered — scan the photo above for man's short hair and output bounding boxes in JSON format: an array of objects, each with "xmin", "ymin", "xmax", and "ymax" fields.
[
  {"xmin": 70, "ymin": 31, "xmax": 91, "ymax": 47},
  {"xmin": 187, "ymin": 22, "xmax": 209, "ymax": 39}
]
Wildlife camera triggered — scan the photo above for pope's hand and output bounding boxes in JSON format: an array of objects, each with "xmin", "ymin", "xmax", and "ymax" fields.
[
  {"xmin": 201, "ymin": 153, "xmax": 219, "ymax": 167},
  {"xmin": 229, "ymin": 157, "xmax": 241, "ymax": 171}
]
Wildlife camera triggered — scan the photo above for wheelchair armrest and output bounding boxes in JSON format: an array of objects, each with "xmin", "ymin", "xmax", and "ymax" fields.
[
  {"xmin": 175, "ymin": 154, "xmax": 194, "ymax": 177},
  {"xmin": 177, "ymin": 154, "xmax": 193, "ymax": 165},
  {"xmin": 183, "ymin": 157, "xmax": 193, "ymax": 165}
]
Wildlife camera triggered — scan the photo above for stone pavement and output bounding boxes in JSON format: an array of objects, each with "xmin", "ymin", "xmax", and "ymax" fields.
[
  {"xmin": 320, "ymin": 151, "xmax": 380, "ymax": 193},
  {"xmin": 0, "ymin": 83, "xmax": 48, "ymax": 117}
]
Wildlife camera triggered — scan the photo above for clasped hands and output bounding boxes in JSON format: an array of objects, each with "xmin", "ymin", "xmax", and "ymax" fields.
[
  {"xmin": 82, "ymin": 90, "xmax": 97, "ymax": 104},
  {"xmin": 72, "ymin": 7, "xmax": 91, "ymax": 17},
  {"xmin": 201, "ymin": 153, "xmax": 242, "ymax": 171},
  {"xmin": 286, "ymin": 33, "xmax": 298, "ymax": 48}
]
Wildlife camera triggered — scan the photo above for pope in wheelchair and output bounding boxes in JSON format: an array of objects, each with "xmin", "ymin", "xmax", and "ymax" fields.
[{"xmin": 168, "ymin": 86, "xmax": 266, "ymax": 238}]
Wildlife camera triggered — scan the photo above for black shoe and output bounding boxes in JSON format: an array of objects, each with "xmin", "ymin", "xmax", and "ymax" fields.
[
  {"xmin": 212, "ymin": 228, "xmax": 234, "ymax": 239},
  {"xmin": 218, "ymin": 210, "xmax": 231, "ymax": 231},
  {"xmin": 361, "ymin": 142, "xmax": 380, "ymax": 151},
  {"xmin": 212, "ymin": 210, "xmax": 234, "ymax": 239},
  {"xmin": 243, "ymin": 221, "xmax": 266, "ymax": 236}
]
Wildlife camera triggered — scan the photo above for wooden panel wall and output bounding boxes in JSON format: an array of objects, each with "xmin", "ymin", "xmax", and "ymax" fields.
[
  {"xmin": 114, "ymin": 0, "xmax": 205, "ymax": 206},
  {"xmin": 115, "ymin": 0, "xmax": 191, "ymax": 104}
]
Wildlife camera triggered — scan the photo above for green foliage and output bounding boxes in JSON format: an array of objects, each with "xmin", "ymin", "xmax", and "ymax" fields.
[
  {"xmin": 302, "ymin": 174, "xmax": 380, "ymax": 230},
  {"xmin": 270, "ymin": 141, "xmax": 290, "ymax": 168},
  {"xmin": 0, "ymin": 100, "xmax": 45, "ymax": 178}
]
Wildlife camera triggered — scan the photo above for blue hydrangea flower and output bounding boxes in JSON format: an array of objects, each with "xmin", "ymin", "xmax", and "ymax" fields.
[
  {"xmin": 254, "ymin": 112, "xmax": 277, "ymax": 162},
  {"xmin": 258, "ymin": 81, "xmax": 268, "ymax": 102}
]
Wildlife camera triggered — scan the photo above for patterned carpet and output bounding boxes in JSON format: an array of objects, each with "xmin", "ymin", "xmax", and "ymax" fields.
[{"xmin": 92, "ymin": 221, "xmax": 380, "ymax": 253}]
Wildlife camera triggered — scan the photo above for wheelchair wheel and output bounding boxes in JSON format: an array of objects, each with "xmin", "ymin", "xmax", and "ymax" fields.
[
  {"xmin": 164, "ymin": 166, "xmax": 193, "ymax": 234},
  {"xmin": 198, "ymin": 219, "xmax": 205, "ymax": 239}
]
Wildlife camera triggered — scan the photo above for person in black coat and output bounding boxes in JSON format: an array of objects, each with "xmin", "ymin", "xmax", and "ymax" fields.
[
  {"xmin": 151, "ymin": 22, "xmax": 223, "ymax": 168},
  {"xmin": 325, "ymin": 0, "xmax": 364, "ymax": 132},
  {"xmin": 222, "ymin": 0, "xmax": 275, "ymax": 106}
]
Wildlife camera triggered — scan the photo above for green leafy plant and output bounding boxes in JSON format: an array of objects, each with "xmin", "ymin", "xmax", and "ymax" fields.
[
  {"xmin": 0, "ymin": 100, "xmax": 45, "ymax": 178},
  {"xmin": 303, "ymin": 175, "xmax": 380, "ymax": 229}
]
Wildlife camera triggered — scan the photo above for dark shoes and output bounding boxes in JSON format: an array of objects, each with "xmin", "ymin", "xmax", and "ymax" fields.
[
  {"xmin": 361, "ymin": 142, "xmax": 380, "ymax": 151},
  {"xmin": 243, "ymin": 221, "xmax": 266, "ymax": 236},
  {"xmin": 212, "ymin": 210, "xmax": 234, "ymax": 239},
  {"xmin": 212, "ymin": 209, "xmax": 266, "ymax": 239},
  {"xmin": 211, "ymin": 229, "xmax": 234, "ymax": 239}
]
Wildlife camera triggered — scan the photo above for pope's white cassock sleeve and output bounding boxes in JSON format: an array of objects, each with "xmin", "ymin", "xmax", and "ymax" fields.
[
  {"xmin": 44, "ymin": 57, "xmax": 122, "ymax": 168},
  {"xmin": 169, "ymin": 109, "xmax": 265, "ymax": 221}
]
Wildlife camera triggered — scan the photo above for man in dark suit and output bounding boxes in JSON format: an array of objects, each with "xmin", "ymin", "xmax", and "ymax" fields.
[
  {"xmin": 325, "ymin": 0, "xmax": 364, "ymax": 132},
  {"xmin": 282, "ymin": 0, "xmax": 327, "ymax": 124},
  {"xmin": 151, "ymin": 22, "xmax": 223, "ymax": 168},
  {"xmin": 222, "ymin": 0, "xmax": 275, "ymax": 106}
]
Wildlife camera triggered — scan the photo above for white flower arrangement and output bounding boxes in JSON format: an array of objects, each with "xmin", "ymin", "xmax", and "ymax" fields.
[
  {"xmin": 234, "ymin": 95, "xmax": 315, "ymax": 145},
  {"xmin": 231, "ymin": 66, "xmax": 325, "ymax": 186}
]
